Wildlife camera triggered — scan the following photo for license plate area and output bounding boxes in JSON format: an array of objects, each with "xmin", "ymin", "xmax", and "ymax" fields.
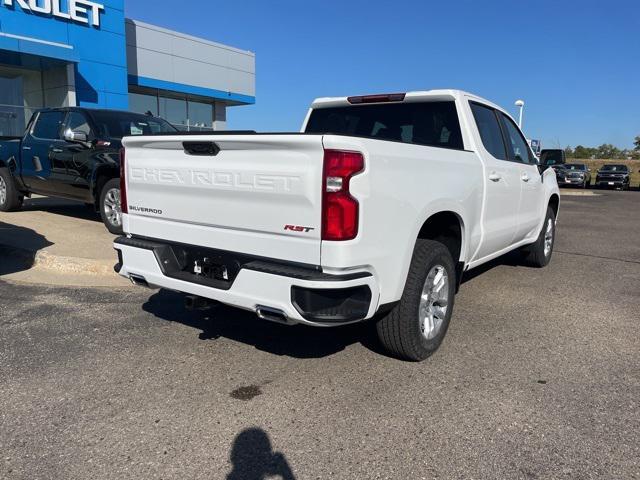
[{"xmin": 152, "ymin": 243, "xmax": 252, "ymax": 290}]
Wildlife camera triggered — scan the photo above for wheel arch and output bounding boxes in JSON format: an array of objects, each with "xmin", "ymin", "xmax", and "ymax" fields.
[
  {"xmin": 92, "ymin": 166, "xmax": 119, "ymax": 205},
  {"xmin": 417, "ymin": 211, "xmax": 466, "ymax": 264},
  {"xmin": 415, "ymin": 210, "xmax": 467, "ymax": 292}
]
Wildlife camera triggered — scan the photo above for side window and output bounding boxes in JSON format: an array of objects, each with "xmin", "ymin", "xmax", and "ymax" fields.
[
  {"xmin": 31, "ymin": 111, "xmax": 65, "ymax": 140},
  {"xmin": 470, "ymin": 102, "xmax": 507, "ymax": 160},
  {"xmin": 65, "ymin": 112, "xmax": 92, "ymax": 137},
  {"xmin": 500, "ymin": 114, "xmax": 534, "ymax": 164}
]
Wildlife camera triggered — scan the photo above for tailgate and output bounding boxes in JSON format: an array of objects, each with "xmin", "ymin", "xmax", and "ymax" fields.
[{"xmin": 121, "ymin": 134, "xmax": 325, "ymax": 265}]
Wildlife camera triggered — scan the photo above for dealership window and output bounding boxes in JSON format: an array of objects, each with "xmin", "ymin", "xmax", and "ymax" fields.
[
  {"xmin": 129, "ymin": 92, "xmax": 158, "ymax": 117},
  {"xmin": 187, "ymin": 101, "xmax": 213, "ymax": 130},
  {"xmin": 159, "ymin": 96, "xmax": 188, "ymax": 130},
  {"xmin": 129, "ymin": 89, "xmax": 215, "ymax": 131},
  {"xmin": 0, "ymin": 68, "xmax": 43, "ymax": 136}
]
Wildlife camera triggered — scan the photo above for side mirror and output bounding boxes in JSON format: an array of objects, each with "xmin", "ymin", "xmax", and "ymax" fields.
[
  {"xmin": 64, "ymin": 129, "xmax": 88, "ymax": 144},
  {"xmin": 537, "ymin": 164, "xmax": 552, "ymax": 175}
]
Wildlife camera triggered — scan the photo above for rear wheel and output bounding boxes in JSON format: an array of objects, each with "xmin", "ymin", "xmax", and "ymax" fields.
[
  {"xmin": 0, "ymin": 167, "xmax": 23, "ymax": 212},
  {"xmin": 521, "ymin": 206, "xmax": 556, "ymax": 268},
  {"xmin": 99, "ymin": 178, "xmax": 123, "ymax": 234},
  {"xmin": 376, "ymin": 239, "xmax": 456, "ymax": 361}
]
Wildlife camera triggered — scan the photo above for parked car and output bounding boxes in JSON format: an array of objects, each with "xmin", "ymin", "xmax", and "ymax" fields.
[
  {"xmin": 595, "ymin": 164, "xmax": 631, "ymax": 190},
  {"xmin": 114, "ymin": 89, "xmax": 560, "ymax": 361},
  {"xmin": 557, "ymin": 163, "xmax": 591, "ymax": 188},
  {"xmin": 0, "ymin": 107, "xmax": 176, "ymax": 233}
]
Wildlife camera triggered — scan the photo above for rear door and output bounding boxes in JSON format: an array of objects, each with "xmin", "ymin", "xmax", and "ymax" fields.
[
  {"xmin": 498, "ymin": 113, "xmax": 545, "ymax": 241},
  {"xmin": 469, "ymin": 102, "xmax": 521, "ymax": 260}
]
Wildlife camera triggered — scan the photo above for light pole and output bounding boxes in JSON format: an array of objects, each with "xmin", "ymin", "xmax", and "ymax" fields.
[{"xmin": 515, "ymin": 99, "xmax": 525, "ymax": 128}]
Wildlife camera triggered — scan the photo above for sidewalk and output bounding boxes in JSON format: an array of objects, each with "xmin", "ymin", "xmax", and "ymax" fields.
[{"xmin": 0, "ymin": 196, "xmax": 129, "ymax": 287}]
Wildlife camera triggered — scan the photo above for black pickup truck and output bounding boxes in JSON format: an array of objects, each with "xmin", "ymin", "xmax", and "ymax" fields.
[{"xmin": 0, "ymin": 107, "xmax": 176, "ymax": 233}]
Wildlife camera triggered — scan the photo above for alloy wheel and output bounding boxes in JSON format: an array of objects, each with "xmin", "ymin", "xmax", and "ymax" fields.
[
  {"xmin": 103, "ymin": 187, "xmax": 122, "ymax": 227},
  {"xmin": 0, "ymin": 176, "xmax": 6, "ymax": 206},
  {"xmin": 543, "ymin": 218, "xmax": 554, "ymax": 257},
  {"xmin": 419, "ymin": 265, "xmax": 449, "ymax": 340}
]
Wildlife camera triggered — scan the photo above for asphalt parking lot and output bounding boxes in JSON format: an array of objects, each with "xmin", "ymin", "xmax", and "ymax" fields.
[{"xmin": 1, "ymin": 191, "xmax": 639, "ymax": 479}]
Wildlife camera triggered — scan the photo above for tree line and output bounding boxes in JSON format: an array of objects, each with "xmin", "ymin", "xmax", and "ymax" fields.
[{"xmin": 564, "ymin": 136, "xmax": 640, "ymax": 160}]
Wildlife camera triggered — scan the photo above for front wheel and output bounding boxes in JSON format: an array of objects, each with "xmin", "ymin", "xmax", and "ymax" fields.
[
  {"xmin": 99, "ymin": 178, "xmax": 123, "ymax": 234},
  {"xmin": 521, "ymin": 207, "xmax": 556, "ymax": 268},
  {"xmin": 376, "ymin": 239, "xmax": 456, "ymax": 361}
]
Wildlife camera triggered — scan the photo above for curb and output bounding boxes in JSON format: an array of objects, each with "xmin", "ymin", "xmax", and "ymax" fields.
[
  {"xmin": 0, "ymin": 243, "xmax": 115, "ymax": 275},
  {"xmin": 33, "ymin": 250, "xmax": 116, "ymax": 275},
  {"xmin": 0, "ymin": 243, "xmax": 127, "ymax": 287},
  {"xmin": 560, "ymin": 190, "xmax": 602, "ymax": 197}
]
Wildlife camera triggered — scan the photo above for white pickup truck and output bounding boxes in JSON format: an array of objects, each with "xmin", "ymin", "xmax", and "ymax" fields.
[{"xmin": 114, "ymin": 89, "xmax": 559, "ymax": 361}]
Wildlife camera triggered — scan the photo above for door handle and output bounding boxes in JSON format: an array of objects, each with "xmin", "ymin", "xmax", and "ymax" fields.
[
  {"xmin": 521, "ymin": 173, "xmax": 530, "ymax": 182},
  {"xmin": 488, "ymin": 172, "xmax": 502, "ymax": 182},
  {"xmin": 51, "ymin": 148, "xmax": 63, "ymax": 153},
  {"xmin": 22, "ymin": 146, "xmax": 32, "ymax": 151}
]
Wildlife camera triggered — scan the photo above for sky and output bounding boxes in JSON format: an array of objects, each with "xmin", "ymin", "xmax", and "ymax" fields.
[{"xmin": 125, "ymin": 0, "xmax": 640, "ymax": 149}]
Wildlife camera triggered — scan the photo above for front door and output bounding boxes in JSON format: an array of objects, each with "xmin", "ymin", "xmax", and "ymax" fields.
[
  {"xmin": 48, "ymin": 111, "xmax": 94, "ymax": 201},
  {"xmin": 20, "ymin": 110, "xmax": 67, "ymax": 195},
  {"xmin": 498, "ymin": 113, "xmax": 545, "ymax": 241}
]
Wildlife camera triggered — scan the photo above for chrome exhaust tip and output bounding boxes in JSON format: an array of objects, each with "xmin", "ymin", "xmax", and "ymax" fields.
[
  {"xmin": 256, "ymin": 306, "xmax": 291, "ymax": 325},
  {"xmin": 129, "ymin": 274, "xmax": 149, "ymax": 288}
]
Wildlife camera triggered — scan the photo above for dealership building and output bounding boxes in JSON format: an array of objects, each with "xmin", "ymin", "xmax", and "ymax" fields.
[{"xmin": 0, "ymin": 0, "xmax": 255, "ymax": 136}]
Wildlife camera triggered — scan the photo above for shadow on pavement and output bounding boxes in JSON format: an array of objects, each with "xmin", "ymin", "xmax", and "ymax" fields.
[
  {"xmin": 226, "ymin": 428, "xmax": 296, "ymax": 480},
  {"xmin": 21, "ymin": 196, "xmax": 101, "ymax": 223},
  {"xmin": 142, "ymin": 289, "xmax": 383, "ymax": 359},
  {"xmin": 142, "ymin": 250, "xmax": 535, "ymax": 359},
  {"xmin": 460, "ymin": 250, "xmax": 524, "ymax": 285},
  {"xmin": 0, "ymin": 221, "xmax": 53, "ymax": 276}
]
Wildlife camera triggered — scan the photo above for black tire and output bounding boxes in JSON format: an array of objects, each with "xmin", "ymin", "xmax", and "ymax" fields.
[
  {"xmin": 99, "ymin": 178, "xmax": 123, "ymax": 235},
  {"xmin": 521, "ymin": 206, "xmax": 556, "ymax": 268},
  {"xmin": 0, "ymin": 167, "xmax": 23, "ymax": 212},
  {"xmin": 376, "ymin": 239, "xmax": 456, "ymax": 361}
]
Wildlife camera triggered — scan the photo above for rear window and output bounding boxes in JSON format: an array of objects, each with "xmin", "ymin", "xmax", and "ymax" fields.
[
  {"xmin": 540, "ymin": 150, "xmax": 564, "ymax": 165},
  {"xmin": 89, "ymin": 111, "xmax": 177, "ymax": 139},
  {"xmin": 305, "ymin": 101, "xmax": 464, "ymax": 150},
  {"xmin": 565, "ymin": 164, "xmax": 586, "ymax": 171}
]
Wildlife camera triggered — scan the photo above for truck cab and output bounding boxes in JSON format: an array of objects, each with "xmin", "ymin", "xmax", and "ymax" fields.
[{"xmin": 0, "ymin": 107, "xmax": 176, "ymax": 233}]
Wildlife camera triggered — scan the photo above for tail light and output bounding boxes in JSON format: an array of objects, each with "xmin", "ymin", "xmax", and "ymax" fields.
[
  {"xmin": 322, "ymin": 149, "xmax": 364, "ymax": 241},
  {"xmin": 119, "ymin": 147, "xmax": 127, "ymax": 214}
]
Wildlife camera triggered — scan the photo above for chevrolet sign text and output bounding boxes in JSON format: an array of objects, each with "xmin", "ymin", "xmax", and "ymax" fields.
[{"xmin": 3, "ymin": 0, "xmax": 105, "ymax": 27}]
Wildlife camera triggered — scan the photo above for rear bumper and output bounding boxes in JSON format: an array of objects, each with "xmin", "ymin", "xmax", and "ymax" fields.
[
  {"xmin": 558, "ymin": 177, "xmax": 586, "ymax": 186},
  {"xmin": 114, "ymin": 236, "xmax": 379, "ymax": 326},
  {"xmin": 595, "ymin": 179, "xmax": 627, "ymax": 187}
]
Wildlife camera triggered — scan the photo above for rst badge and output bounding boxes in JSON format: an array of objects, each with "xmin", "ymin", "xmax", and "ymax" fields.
[{"xmin": 284, "ymin": 225, "xmax": 314, "ymax": 233}]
